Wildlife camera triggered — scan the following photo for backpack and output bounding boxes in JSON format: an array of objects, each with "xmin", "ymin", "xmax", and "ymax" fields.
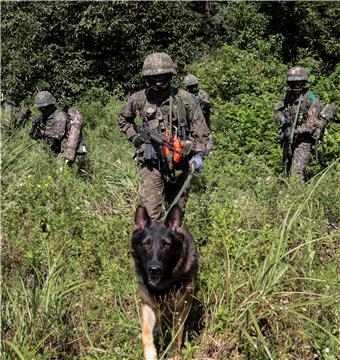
[
  {"xmin": 313, "ymin": 103, "xmax": 337, "ymax": 141},
  {"xmin": 63, "ymin": 107, "xmax": 87, "ymax": 161}
]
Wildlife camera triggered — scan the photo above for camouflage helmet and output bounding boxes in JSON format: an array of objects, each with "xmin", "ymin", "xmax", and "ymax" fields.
[
  {"xmin": 142, "ymin": 52, "xmax": 177, "ymax": 77},
  {"xmin": 34, "ymin": 91, "xmax": 56, "ymax": 108},
  {"xmin": 183, "ymin": 74, "xmax": 198, "ymax": 88},
  {"xmin": 287, "ymin": 66, "xmax": 308, "ymax": 82}
]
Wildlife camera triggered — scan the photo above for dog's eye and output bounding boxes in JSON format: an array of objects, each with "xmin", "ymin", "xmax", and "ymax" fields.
[{"xmin": 142, "ymin": 238, "xmax": 151, "ymax": 248}]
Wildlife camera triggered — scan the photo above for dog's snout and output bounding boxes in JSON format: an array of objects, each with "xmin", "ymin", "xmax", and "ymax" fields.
[{"xmin": 148, "ymin": 264, "xmax": 161, "ymax": 275}]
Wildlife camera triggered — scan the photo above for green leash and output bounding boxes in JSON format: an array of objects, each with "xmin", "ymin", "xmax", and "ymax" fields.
[{"xmin": 162, "ymin": 163, "xmax": 197, "ymax": 221}]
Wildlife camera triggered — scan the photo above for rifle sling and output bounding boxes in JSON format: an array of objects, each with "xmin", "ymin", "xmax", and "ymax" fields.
[{"xmin": 289, "ymin": 94, "xmax": 303, "ymax": 144}]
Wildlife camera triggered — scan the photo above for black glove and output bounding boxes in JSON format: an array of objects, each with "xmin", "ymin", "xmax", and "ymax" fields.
[{"xmin": 131, "ymin": 135, "xmax": 145, "ymax": 147}]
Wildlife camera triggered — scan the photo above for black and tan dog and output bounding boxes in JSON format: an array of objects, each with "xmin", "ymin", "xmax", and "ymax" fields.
[{"xmin": 130, "ymin": 205, "xmax": 199, "ymax": 360}]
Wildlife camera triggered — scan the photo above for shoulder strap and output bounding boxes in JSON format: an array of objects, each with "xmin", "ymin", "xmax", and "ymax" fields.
[{"xmin": 173, "ymin": 89, "xmax": 188, "ymax": 140}]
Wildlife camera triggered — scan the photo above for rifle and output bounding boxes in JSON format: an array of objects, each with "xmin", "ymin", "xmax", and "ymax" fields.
[
  {"xmin": 281, "ymin": 95, "xmax": 303, "ymax": 173},
  {"xmin": 137, "ymin": 123, "xmax": 181, "ymax": 153},
  {"xmin": 136, "ymin": 122, "xmax": 195, "ymax": 163},
  {"xmin": 289, "ymin": 94, "xmax": 303, "ymax": 145},
  {"xmin": 284, "ymin": 95, "xmax": 303, "ymax": 157},
  {"xmin": 29, "ymin": 116, "xmax": 44, "ymax": 139}
]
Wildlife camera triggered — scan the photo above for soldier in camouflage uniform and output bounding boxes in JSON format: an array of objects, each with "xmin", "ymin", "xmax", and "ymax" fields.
[
  {"xmin": 1, "ymin": 95, "xmax": 31, "ymax": 130},
  {"xmin": 30, "ymin": 91, "xmax": 86, "ymax": 162},
  {"xmin": 275, "ymin": 66, "xmax": 323, "ymax": 181},
  {"xmin": 118, "ymin": 53, "xmax": 210, "ymax": 220},
  {"xmin": 183, "ymin": 74, "xmax": 213, "ymax": 154}
]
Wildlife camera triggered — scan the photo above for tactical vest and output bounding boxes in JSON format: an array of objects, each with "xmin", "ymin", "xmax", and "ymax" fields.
[
  {"xmin": 285, "ymin": 91, "xmax": 318, "ymax": 125},
  {"xmin": 133, "ymin": 88, "xmax": 193, "ymax": 175},
  {"xmin": 134, "ymin": 87, "xmax": 191, "ymax": 141}
]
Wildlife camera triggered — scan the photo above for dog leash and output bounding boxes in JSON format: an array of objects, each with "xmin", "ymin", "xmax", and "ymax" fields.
[{"xmin": 162, "ymin": 162, "xmax": 197, "ymax": 221}]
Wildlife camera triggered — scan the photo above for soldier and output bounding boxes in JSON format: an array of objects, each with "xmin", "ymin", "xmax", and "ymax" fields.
[
  {"xmin": 1, "ymin": 95, "xmax": 31, "ymax": 130},
  {"xmin": 30, "ymin": 91, "xmax": 86, "ymax": 162},
  {"xmin": 118, "ymin": 52, "xmax": 210, "ymax": 220},
  {"xmin": 275, "ymin": 66, "xmax": 323, "ymax": 181},
  {"xmin": 183, "ymin": 74, "xmax": 213, "ymax": 154}
]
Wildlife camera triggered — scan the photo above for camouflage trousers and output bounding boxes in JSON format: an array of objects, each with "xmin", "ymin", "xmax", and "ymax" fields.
[
  {"xmin": 290, "ymin": 137, "xmax": 314, "ymax": 181},
  {"xmin": 139, "ymin": 165, "xmax": 189, "ymax": 220}
]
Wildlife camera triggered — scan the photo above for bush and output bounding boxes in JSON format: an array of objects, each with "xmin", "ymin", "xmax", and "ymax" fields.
[{"xmin": 188, "ymin": 44, "xmax": 339, "ymax": 176}]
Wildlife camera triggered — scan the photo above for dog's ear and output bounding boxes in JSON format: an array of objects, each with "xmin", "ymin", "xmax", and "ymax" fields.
[
  {"xmin": 165, "ymin": 205, "xmax": 183, "ymax": 232},
  {"xmin": 134, "ymin": 206, "xmax": 150, "ymax": 231}
]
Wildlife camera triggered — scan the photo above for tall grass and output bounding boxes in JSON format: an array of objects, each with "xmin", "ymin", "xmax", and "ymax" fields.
[
  {"xmin": 1, "ymin": 96, "xmax": 339, "ymax": 359},
  {"xmin": 2, "ymin": 242, "xmax": 85, "ymax": 359}
]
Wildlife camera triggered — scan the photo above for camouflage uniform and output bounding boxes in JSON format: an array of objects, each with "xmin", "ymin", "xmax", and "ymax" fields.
[
  {"xmin": 275, "ymin": 67, "xmax": 322, "ymax": 181},
  {"xmin": 1, "ymin": 98, "xmax": 31, "ymax": 130},
  {"xmin": 118, "ymin": 53, "xmax": 209, "ymax": 220},
  {"xmin": 30, "ymin": 91, "xmax": 86, "ymax": 161},
  {"xmin": 30, "ymin": 91, "xmax": 69, "ymax": 154},
  {"xmin": 183, "ymin": 74, "xmax": 213, "ymax": 154}
]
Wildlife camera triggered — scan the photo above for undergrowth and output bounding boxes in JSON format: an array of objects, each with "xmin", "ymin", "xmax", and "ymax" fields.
[{"xmin": 1, "ymin": 91, "xmax": 339, "ymax": 360}]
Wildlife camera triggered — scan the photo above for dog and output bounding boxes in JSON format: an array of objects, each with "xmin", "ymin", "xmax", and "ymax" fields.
[{"xmin": 130, "ymin": 205, "xmax": 199, "ymax": 360}]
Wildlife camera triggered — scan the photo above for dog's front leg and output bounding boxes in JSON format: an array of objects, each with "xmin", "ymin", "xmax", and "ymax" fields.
[
  {"xmin": 172, "ymin": 283, "xmax": 193, "ymax": 354},
  {"xmin": 142, "ymin": 303, "xmax": 158, "ymax": 360}
]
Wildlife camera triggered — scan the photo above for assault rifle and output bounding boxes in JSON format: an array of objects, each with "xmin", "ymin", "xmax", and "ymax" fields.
[
  {"xmin": 29, "ymin": 116, "xmax": 44, "ymax": 139},
  {"xmin": 136, "ymin": 123, "xmax": 192, "ymax": 161},
  {"xmin": 283, "ymin": 95, "xmax": 303, "ymax": 160}
]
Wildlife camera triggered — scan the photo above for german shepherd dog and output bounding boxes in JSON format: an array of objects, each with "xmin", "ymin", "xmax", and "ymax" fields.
[{"xmin": 131, "ymin": 205, "xmax": 199, "ymax": 360}]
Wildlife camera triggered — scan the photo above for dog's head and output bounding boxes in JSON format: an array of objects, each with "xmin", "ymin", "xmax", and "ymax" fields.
[{"xmin": 131, "ymin": 205, "xmax": 184, "ymax": 289}]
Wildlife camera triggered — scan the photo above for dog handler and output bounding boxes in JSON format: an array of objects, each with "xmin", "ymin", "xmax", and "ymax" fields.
[{"xmin": 118, "ymin": 52, "xmax": 210, "ymax": 220}]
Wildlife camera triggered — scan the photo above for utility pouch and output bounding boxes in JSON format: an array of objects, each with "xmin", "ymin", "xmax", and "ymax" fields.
[
  {"xmin": 148, "ymin": 118, "xmax": 159, "ymax": 130},
  {"xmin": 141, "ymin": 121, "xmax": 161, "ymax": 163},
  {"xmin": 145, "ymin": 142, "xmax": 154, "ymax": 161}
]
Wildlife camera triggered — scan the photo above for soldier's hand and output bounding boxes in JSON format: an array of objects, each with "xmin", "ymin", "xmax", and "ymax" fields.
[
  {"xmin": 189, "ymin": 153, "xmax": 203, "ymax": 173},
  {"xmin": 131, "ymin": 135, "xmax": 145, "ymax": 147}
]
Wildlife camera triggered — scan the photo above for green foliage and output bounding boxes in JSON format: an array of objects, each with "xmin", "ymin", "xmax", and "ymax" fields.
[
  {"xmin": 2, "ymin": 90, "xmax": 339, "ymax": 359},
  {"xmin": 2, "ymin": 1, "xmax": 339, "ymax": 105},
  {"xmin": 188, "ymin": 44, "xmax": 339, "ymax": 175},
  {"xmin": 259, "ymin": 1, "xmax": 340, "ymax": 68},
  {"xmin": 2, "ymin": 1, "xmax": 205, "ymax": 104},
  {"xmin": 187, "ymin": 45, "xmax": 284, "ymax": 171},
  {"xmin": 1, "ymin": 3, "xmax": 339, "ymax": 358},
  {"xmin": 209, "ymin": 2, "xmax": 269, "ymax": 50},
  {"xmin": 1, "ymin": 99, "xmax": 142, "ymax": 359},
  {"xmin": 185, "ymin": 157, "xmax": 339, "ymax": 359}
]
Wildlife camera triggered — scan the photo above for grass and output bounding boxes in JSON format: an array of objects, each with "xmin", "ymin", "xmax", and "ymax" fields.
[{"xmin": 1, "ymin": 96, "xmax": 339, "ymax": 359}]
